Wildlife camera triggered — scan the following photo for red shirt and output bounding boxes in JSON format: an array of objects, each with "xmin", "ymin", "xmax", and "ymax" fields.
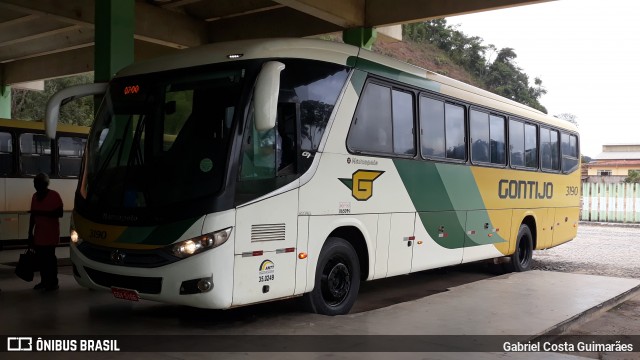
[{"xmin": 31, "ymin": 190, "xmax": 63, "ymax": 246}]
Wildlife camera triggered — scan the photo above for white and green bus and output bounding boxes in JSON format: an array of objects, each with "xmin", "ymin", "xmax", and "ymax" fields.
[{"xmin": 45, "ymin": 38, "xmax": 580, "ymax": 315}]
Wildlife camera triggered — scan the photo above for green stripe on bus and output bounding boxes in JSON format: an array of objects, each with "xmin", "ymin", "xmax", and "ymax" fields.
[
  {"xmin": 348, "ymin": 57, "xmax": 441, "ymax": 93},
  {"xmin": 393, "ymin": 159, "xmax": 505, "ymax": 248}
]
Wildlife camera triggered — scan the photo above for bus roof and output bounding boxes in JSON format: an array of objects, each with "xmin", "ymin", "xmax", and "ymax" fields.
[
  {"xmin": 0, "ymin": 118, "xmax": 90, "ymax": 135},
  {"xmin": 116, "ymin": 38, "xmax": 577, "ymax": 133}
]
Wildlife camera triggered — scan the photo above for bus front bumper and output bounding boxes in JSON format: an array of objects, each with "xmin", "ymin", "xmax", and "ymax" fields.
[{"xmin": 70, "ymin": 241, "xmax": 234, "ymax": 309}]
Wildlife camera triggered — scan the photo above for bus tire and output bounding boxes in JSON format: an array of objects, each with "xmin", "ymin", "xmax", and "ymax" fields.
[
  {"xmin": 304, "ymin": 237, "xmax": 360, "ymax": 316},
  {"xmin": 505, "ymin": 224, "xmax": 533, "ymax": 272}
]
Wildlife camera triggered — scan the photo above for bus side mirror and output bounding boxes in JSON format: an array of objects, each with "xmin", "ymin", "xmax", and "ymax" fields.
[
  {"xmin": 45, "ymin": 83, "xmax": 108, "ymax": 139},
  {"xmin": 253, "ymin": 61, "xmax": 285, "ymax": 132}
]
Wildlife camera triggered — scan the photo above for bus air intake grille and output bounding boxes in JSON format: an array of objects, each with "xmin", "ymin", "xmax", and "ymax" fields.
[
  {"xmin": 251, "ymin": 223, "xmax": 285, "ymax": 242},
  {"xmin": 84, "ymin": 267, "xmax": 162, "ymax": 294},
  {"xmin": 77, "ymin": 242, "xmax": 179, "ymax": 268}
]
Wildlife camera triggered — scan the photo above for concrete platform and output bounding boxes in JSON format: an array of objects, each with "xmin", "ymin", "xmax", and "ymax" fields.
[{"xmin": 1, "ymin": 247, "xmax": 639, "ymax": 358}]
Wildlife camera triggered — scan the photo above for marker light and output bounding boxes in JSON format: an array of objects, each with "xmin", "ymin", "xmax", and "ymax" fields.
[
  {"xmin": 227, "ymin": 53, "xmax": 243, "ymax": 59},
  {"xmin": 171, "ymin": 227, "xmax": 232, "ymax": 258}
]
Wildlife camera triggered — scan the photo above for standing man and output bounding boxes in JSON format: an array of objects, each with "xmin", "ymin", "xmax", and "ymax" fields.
[{"xmin": 29, "ymin": 173, "xmax": 63, "ymax": 291}]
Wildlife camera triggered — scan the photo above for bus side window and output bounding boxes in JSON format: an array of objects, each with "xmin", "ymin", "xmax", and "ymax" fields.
[
  {"xmin": 20, "ymin": 133, "xmax": 52, "ymax": 176},
  {"xmin": 348, "ymin": 83, "xmax": 415, "ymax": 156},
  {"xmin": 541, "ymin": 127, "xmax": 560, "ymax": 171},
  {"xmin": 0, "ymin": 131, "xmax": 13, "ymax": 176},
  {"xmin": 58, "ymin": 136, "xmax": 87, "ymax": 177},
  {"xmin": 561, "ymin": 133, "xmax": 579, "ymax": 173}
]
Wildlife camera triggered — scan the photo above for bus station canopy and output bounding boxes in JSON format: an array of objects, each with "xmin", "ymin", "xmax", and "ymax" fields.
[{"xmin": 0, "ymin": 0, "xmax": 549, "ymax": 85}]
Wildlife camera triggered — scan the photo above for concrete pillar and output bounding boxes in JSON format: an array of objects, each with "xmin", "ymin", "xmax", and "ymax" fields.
[
  {"xmin": 94, "ymin": 0, "xmax": 135, "ymax": 82},
  {"xmin": 343, "ymin": 27, "xmax": 377, "ymax": 50},
  {"xmin": 0, "ymin": 85, "xmax": 10, "ymax": 118}
]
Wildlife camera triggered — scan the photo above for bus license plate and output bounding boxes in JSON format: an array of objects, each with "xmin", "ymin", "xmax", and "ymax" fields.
[{"xmin": 111, "ymin": 287, "xmax": 140, "ymax": 301}]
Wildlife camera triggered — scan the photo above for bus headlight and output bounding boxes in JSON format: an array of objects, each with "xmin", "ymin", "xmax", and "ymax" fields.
[
  {"xmin": 171, "ymin": 227, "xmax": 232, "ymax": 258},
  {"xmin": 70, "ymin": 229, "xmax": 83, "ymax": 245}
]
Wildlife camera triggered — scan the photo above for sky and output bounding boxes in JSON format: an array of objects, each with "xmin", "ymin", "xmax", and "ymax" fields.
[{"xmin": 447, "ymin": 0, "xmax": 640, "ymax": 157}]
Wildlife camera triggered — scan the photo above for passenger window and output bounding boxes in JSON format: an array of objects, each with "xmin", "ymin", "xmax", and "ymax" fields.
[
  {"xmin": 470, "ymin": 110, "xmax": 490, "ymax": 163},
  {"xmin": 445, "ymin": 103, "xmax": 466, "ymax": 160},
  {"xmin": 20, "ymin": 133, "xmax": 52, "ymax": 176},
  {"xmin": 509, "ymin": 120, "xmax": 524, "ymax": 167},
  {"xmin": 58, "ymin": 136, "xmax": 87, "ymax": 177},
  {"xmin": 471, "ymin": 111, "xmax": 506, "ymax": 165},
  {"xmin": 561, "ymin": 133, "xmax": 579, "ymax": 173},
  {"xmin": 540, "ymin": 127, "xmax": 560, "ymax": 171},
  {"xmin": 348, "ymin": 84, "xmax": 415, "ymax": 156},
  {"xmin": 348, "ymin": 83, "xmax": 393, "ymax": 154},
  {"xmin": 489, "ymin": 115, "xmax": 506, "ymax": 165},
  {"xmin": 524, "ymin": 123, "xmax": 538, "ymax": 168},
  {"xmin": 419, "ymin": 96, "xmax": 445, "ymax": 158},
  {"xmin": 392, "ymin": 90, "xmax": 415, "ymax": 155},
  {"xmin": 420, "ymin": 97, "xmax": 466, "ymax": 161},
  {"xmin": 0, "ymin": 131, "xmax": 13, "ymax": 176}
]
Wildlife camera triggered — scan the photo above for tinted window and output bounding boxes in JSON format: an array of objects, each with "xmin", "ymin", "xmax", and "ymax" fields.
[
  {"xmin": 419, "ymin": 96, "xmax": 445, "ymax": 158},
  {"xmin": 392, "ymin": 89, "xmax": 415, "ymax": 155},
  {"xmin": 524, "ymin": 123, "xmax": 538, "ymax": 168},
  {"xmin": 20, "ymin": 133, "xmax": 52, "ymax": 176},
  {"xmin": 445, "ymin": 104, "xmax": 465, "ymax": 160},
  {"xmin": 489, "ymin": 115, "xmax": 506, "ymax": 165},
  {"xmin": 58, "ymin": 136, "xmax": 87, "ymax": 177},
  {"xmin": 0, "ymin": 132, "xmax": 13, "ymax": 175},
  {"xmin": 561, "ymin": 133, "xmax": 579, "ymax": 173},
  {"xmin": 540, "ymin": 127, "xmax": 560, "ymax": 171},
  {"xmin": 238, "ymin": 60, "xmax": 349, "ymax": 204},
  {"xmin": 348, "ymin": 83, "xmax": 392, "ymax": 154},
  {"xmin": 509, "ymin": 120, "xmax": 524, "ymax": 167},
  {"xmin": 348, "ymin": 84, "xmax": 415, "ymax": 156},
  {"xmin": 470, "ymin": 110, "xmax": 490, "ymax": 163}
]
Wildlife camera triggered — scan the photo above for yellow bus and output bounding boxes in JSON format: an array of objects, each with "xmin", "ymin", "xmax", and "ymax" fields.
[
  {"xmin": 45, "ymin": 39, "xmax": 579, "ymax": 315},
  {"xmin": 0, "ymin": 118, "xmax": 89, "ymax": 247}
]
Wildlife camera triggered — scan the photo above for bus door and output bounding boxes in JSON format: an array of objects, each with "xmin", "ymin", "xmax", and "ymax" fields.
[{"xmin": 232, "ymin": 102, "xmax": 301, "ymax": 305}]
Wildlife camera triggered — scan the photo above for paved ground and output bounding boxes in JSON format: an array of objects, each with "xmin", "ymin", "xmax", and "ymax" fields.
[
  {"xmin": 1, "ymin": 223, "xmax": 639, "ymax": 359},
  {"xmin": 531, "ymin": 223, "xmax": 640, "ymax": 360}
]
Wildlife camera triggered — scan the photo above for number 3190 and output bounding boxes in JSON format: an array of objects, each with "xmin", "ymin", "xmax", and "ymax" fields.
[{"xmin": 566, "ymin": 186, "xmax": 579, "ymax": 196}]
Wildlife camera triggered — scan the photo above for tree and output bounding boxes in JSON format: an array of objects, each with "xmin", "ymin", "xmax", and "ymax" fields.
[
  {"xmin": 11, "ymin": 73, "xmax": 95, "ymax": 126},
  {"xmin": 624, "ymin": 170, "xmax": 640, "ymax": 183},
  {"xmin": 555, "ymin": 113, "xmax": 579, "ymax": 128}
]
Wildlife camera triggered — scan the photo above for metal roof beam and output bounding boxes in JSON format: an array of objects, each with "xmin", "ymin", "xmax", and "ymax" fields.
[
  {"xmin": 273, "ymin": 0, "xmax": 364, "ymax": 28},
  {"xmin": 208, "ymin": 7, "xmax": 341, "ymax": 42},
  {"xmin": 0, "ymin": 0, "xmax": 207, "ymax": 48},
  {"xmin": 0, "ymin": 27, "xmax": 93, "ymax": 63},
  {"xmin": 4, "ymin": 41, "xmax": 180, "ymax": 84}
]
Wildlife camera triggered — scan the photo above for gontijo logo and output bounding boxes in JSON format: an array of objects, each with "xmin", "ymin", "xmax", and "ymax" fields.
[{"xmin": 339, "ymin": 170, "xmax": 384, "ymax": 201}]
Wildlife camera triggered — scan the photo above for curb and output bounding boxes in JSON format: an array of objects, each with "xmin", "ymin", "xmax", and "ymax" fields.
[
  {"xmin": 534, "ymin": 282, "xmax": 640, "ymax": 337},
  {"xmin": 579, "ymin": 221, "xmax": 640, "ymax": 228}
]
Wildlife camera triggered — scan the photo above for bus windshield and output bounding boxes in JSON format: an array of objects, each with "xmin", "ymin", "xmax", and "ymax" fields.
[{"xmin": 82, "ymin": 66, "xmax": 248, "ymax": 214}]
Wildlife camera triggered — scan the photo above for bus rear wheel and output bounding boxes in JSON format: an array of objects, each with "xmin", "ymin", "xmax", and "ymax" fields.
[
  {"xmin": 304, "ymin": 237, "xmax": 360, "ymax": 316},
  {"xmin": 505, "ymin": 224, "xmax": 533, "ymax": 272}
]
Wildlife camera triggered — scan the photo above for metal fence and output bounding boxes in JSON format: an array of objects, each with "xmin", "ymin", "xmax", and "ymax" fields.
[{"xmin": 581, "ymin": 182, "xmax": 640, "ymax": 223}]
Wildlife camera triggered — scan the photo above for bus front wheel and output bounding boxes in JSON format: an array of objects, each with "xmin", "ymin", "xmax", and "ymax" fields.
[
  {"xmin": 304, "ymin": 237, "xmax": 360, "ymax": 316},
  {"xmin": 505, "ymin": 224, "xmax": 533, "ymax": 272}
]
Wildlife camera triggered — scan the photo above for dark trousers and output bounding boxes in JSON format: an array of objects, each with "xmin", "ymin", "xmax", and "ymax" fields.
[{"xmin": 34, "ymin": 245, "xmax": 58, "ymax": 286}]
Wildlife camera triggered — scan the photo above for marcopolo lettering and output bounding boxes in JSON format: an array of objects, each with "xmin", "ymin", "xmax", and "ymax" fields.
[{"xmin": 498, "ymin": 179, "xmax": 553, "ymax": 199}]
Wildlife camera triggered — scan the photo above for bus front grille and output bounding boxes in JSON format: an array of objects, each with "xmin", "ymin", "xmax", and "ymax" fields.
[
  {"xmin": 77, "ymin": 242, "xmax": 179, "ymax": 268},
  {"xmin": 84, "ymin": 267, "xmax": 162, "ymax": 294}
]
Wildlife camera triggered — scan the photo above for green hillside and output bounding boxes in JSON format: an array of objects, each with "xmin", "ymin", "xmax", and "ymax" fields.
[{"xmin": 374, "ymin": 20, "xmax": 548, "ymax": 113}]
